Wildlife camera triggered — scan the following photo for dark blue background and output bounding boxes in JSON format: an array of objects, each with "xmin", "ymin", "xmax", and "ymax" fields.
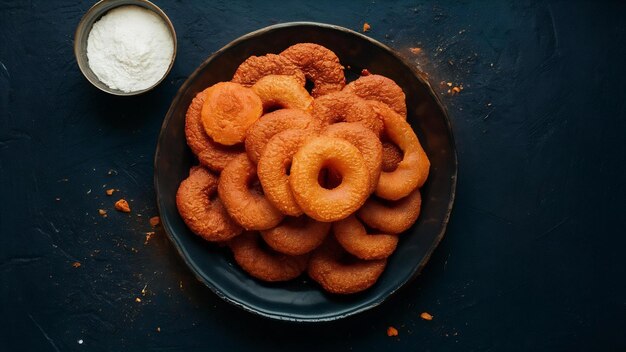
[{"xmin": 1, "ymin": 1, "xmax": 624, "ymax": 350}]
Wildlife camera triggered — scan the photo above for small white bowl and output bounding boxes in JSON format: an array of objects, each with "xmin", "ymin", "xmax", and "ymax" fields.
[{"xmin": 74, "ymin": 0, "xmax": 177, "ymax": 96}]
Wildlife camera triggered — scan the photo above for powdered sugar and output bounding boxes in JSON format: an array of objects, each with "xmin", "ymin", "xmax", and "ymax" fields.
[{"xmin": 87, "ymin": 5, "xmax": 174, "ymax": 93}]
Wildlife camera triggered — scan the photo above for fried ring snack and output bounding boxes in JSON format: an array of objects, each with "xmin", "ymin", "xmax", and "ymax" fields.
[
  {"xmin": 370, "ymin": 102, "xmax": 430, "ymax": 200},
  {"xmin": 184, "ymin": 89, "xmax": 244, "ymax": 171},
  {"xmin": 333, "ymin": 215, "xmax": 398, "ymax": 260},
  {"xmin": 257, "ymin": 129, "xmax": 315, "ymax": 216},
  {"xmin": 201, "ymin": 82, "xmax": 263, "ymax": 145},
  {"xmin": 311, "ymin": 91, "xmax": 383, "ymax": 136},
  {"xmin": 358, "ymin": 188, "xmax": 422, "ymax": 234},
  {"xmin": 323, "ymin": 122, "xmax": 382, "ymax": 194},
  {"xmin": 260, "ymin": 216, "xmax": 331, "ymax": 256},
  {"xmin": 290, "ymin": 136, "xmax": 370, "ymax": 222},
  {"xmin": 176, "ymin": 166, "xmax": 242, "ymax": 242},
  {"xmin": 245, "ymin": 109, "xmax": 320, "ymax": 164},
  {"xmin": 280, "ymin": 43, "xmax": 345, "ymax": 97},
  {"xmin": 229, "ymin": 232, "xmax": 309, "ymax": 282},
  {"xmin": 232, "ymin": 54, "xmax": 306, "ymax": 87},
  {"xmin": 218, "ymin": 154, "xmax": 284, "ymax": 230},
  {"xmin": 251, "ymin": 75, "xmax": 314, "ymax": 112},
  {"xmin": 308, "ymin": 238, "xmax": 387, "ymax": 294},
  {"xmin": 344, "ymin": 74, "xmax": 407, "ymax": 117},
  {"xmin": 381, "ymin": 141, "xmax": 403, "ymax": 172}
]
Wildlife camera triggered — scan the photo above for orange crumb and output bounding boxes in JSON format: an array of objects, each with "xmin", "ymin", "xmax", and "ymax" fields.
[
  {"xmin": 387, "ymin": 326, "xmax": 399, "ymax": 337},
  {"xmin": 105, "ymin": 189, "xmax": 115, "ymax": 196},
  {"xmin": 409, "ymin": 47, "xmax": 422, "ymax": 54},
  {"xmin": 135, "ymin": 297, "xmax": 142, "ymax": 303},
  {"xmin": 149, "ymin": 216, "xmax": 160, "ymax": 227},
  {"xmin": 98, "ymin": 209, "xmax": 107, "ymax": 217},
  {"xmin": 72, "ymin": 262, "xmax": 81, "ymax": 268},
  {"xmin": 144, "ymin": 232, "xmax": 155, "ymax": 245},
  {"xmin": 452, "ymin": 86, "xmax": 461, "ymax": 93},
  {"xmin": 420, "ymin": 312, "xmax": 433, "ymax": 321},
  {"xmin": 446, "ymin": 82, "xmax": 453, "ymax": 87},
  {"xmin": 114, "ymin": 199, "xmax": 131, "ymax": 213},
  {"xmin": 361, "ymin": 68, "xmax": 371, "ymax": 76},
  {"xmin": 363, "ymin": 23, "xmax": 371, "ymax": 32}
]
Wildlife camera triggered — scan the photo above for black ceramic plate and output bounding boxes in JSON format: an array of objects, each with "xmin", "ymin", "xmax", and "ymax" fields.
[{"xmin": 154, "ymin": 22, "xmax": 457, "ymax": 322}]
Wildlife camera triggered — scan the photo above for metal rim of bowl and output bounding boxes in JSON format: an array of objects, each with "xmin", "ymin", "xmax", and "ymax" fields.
[
  {"xmin": 74, "ymin": 0, "xmax": 178, "ymax": 96},
  {"xmin": 153, "ymin": 21, "xmax": 458, "ymax": 322}
]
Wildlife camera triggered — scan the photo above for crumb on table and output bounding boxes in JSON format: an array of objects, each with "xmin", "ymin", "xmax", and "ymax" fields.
[
  {"xmin": 363, "ymin": 23, "xmax": 371, "ymax": 32},
  {"xmin": 420, "ymin": 312, "xmax": 433, "ymax": 321},
  {"xmin": 387, "ymin": 326, "xmax": 399, "ymax": 337},
  {"xmin": 114, "ymin": 199, "xmax": 131, "ymax": 213}
]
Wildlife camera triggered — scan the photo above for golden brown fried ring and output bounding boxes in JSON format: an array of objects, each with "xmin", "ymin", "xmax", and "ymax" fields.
[
  {"xmin": 201, "ymin": 82, "xmax": 263, "ymax": 145},
  {"xmin": 369, "ymin": 102, "xmax": 430, "ymax": 200},
  {"xmin": 184, "ymin": 89, "xmax": 245, "ymax": 172},
  {"xmin": 218, "ymin": 154, "xmax": 284, "ymax": 230},
  {"xmin": 229, "ymin": 232, "xmax": 309, "ymax": 282},
  {"xmin": 307, "ymin": 238, "xmax": 387, "ymax": 294},
  {"xmin": 231, "ymin": 54, "xmax": 306, "ymax": 87},
  {"xmin": 344, "ymin": 74, "xmax": 407, "ymax": 117},
  {"xmin": 381, "ymin": 141, "xmax": 403, "ymax": 172},
  {"xmin": 176, "ymin": 166, "xmax": 243, "ymax": 241},
  {"xmin": 323, "ymin": 122, "xmax": 382, "ymax": 194},
  {"xmin": 260, "ymin": 216, "xmax": 331, "ymax": 256},
  {"xmin": 257, "ymin": 129, "xmax": 315, "ymax": 216},
  {"xmin": 312, "ymin": 91, "xmax": 383, "ymax": 136},
  {"xmin": 245, "ymin": 109, "xmax": 320, "ymax": 164},
  {"xmin": 358, "ymin": 188, "xmax": 422, "ymax": 234},
  {"xmin": 290, "ymin": 136, "xmax": 370, "ymax": 222},
  {"xmin": 333, "ymin": 215, "xmax": 398, "ymax": 260},
  {"xmin": 251, "ymin": 75, "xmax": 314, "ymax": 113},
  {"xmin": 280, "ymin": 43, "xmax": 346, "ymax": 97}
]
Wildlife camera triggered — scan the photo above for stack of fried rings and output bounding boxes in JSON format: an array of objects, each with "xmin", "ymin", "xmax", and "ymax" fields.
[{"xmin": 176, "ymin": 43, "xmax": 431, "ymax": 295}]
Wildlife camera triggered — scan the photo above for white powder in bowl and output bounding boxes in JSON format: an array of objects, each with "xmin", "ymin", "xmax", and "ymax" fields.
[{"xmin": 86, "ymin": 5, "xmax": 174, "ymax": 93}]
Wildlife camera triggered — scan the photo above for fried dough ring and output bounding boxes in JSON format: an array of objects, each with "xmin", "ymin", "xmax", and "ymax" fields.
[
  {"xmin": 344, "ymin": 74, "xmax": 407, "ymax": 117},
  {"xmin": 370, "ymin": 102, "xmax": 430, "ymax": 200},
  {"xmin": 229, "ymin": 232, "xmax": 309, "ymax": 282},
  {"xmin": 218, "ymin": 154, "xmax": 284, "ymax": 230},
  {"xmin": 201, "ymin": 82, "xmax": 263, "ymax": 145},
  {"xmin": 245, "ymin": 109, "xmax": 320, "ymax": 164},
  {"xmin": 257, "ymin": 129, "xmax": 315, "ymax": 216},
  {"xmin": 260, "ymin": 216, "xmax": 331, "ymax": 256},
  {"xmin": 358, "ymin": 188, "xmax": 422, "ymax": 234},
  {"xmin": 251, "ymin": 75, "xmax": 314, "ymax": 112},
  {"xmin": 308, "ymin": 238, "xmax": 387, "ymax": 294},
  {"xmin": 232, "ymin": 54, "xmax": 306, "ymax": 87},
  {"xmin": 333, "ymin": 215, "xmax": 398, "ymax": 260},
  {"xmin": 323, "ymin": 122, "xmax": 382, "ymax": 194},
  {"xmin": 312, "ymin": 91, "xmax": 383, "ymax": 136},
  {"xmin": 280, "ymin": 43, "xmax": 346, "ymax": 97},
  {"xmin": 184, "ymin": 89, "xmax": 244, "ymax": 171},
  {"xmin": 290, "ymin": 136, "xmax": 370, "ymax": 222},
  {"xmin": 176, "ymin": 166, "xmax": 242, "ymax": 242}
]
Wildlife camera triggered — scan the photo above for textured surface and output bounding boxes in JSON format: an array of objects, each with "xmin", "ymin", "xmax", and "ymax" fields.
[{"xmin": 0, "ymin": 0, "xmax": 625, "ymax": 351}]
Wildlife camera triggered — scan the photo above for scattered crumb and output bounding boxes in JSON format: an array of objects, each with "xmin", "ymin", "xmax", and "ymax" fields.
[
  {"xmin": 409, "ymin": 47, "xmax": 422, "ymax": 54},
  {"xmin": 114, "ymin": 199, "xmax": 131, "ymax": 213},
  {"xmin": 179, "ymin": 281, "xmax": 183, "ymax": 289},
  {"xmin": 446, "ymin": 82, "xmax": 453, "ymax": 87},
  {"xmin": 106, "ymin": 188, "xmax": 115, "ymax": 196},
  {"xmin": 149, "ymin": 216, "xmax": 160, "ymax": 227},
  {"xmin": 72, "ymin": 262, "xmax": 81, "ymax": 268},
  {"xmin": 361, "ymin": 68, "xmax": 371, "ymax": 76},
  {"xmin": 387, "ymin": 326, "xmax": 399, "ymax": 337},
  {"xmin": 86, "ymin": 189, "xmax": 92, "ymax": 195},
  {"xmin": 144, "ymin": 232, "xmax": 155, "ymax": 245},
  {"xmin": 77, "ymin": 339, "xmax": 83, "ymax": 345},
  {"xmin": 98, "ymin": 209, "xmax": 107, "ymax": 217},
  {"xmin": 141, "ymin": 284, "xmax": 148, "ymax": 296},
  {"xmin": 420, "ymin": 312, "xmax": 433, "ymax": 321},
  {"xmin": 135, "ymin": 297, "xmax": 142, "ymax": 303},
  {"xmin": 156, "ymin": 327, "xmax": 161, "ymax": 333},
  {"xmin": 362, "ymin": 22, "xmax": 371, "ymax": 32},
  {"xmin": 55, "ymin": 197, "xmax": 61, "ymax": 201}
]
